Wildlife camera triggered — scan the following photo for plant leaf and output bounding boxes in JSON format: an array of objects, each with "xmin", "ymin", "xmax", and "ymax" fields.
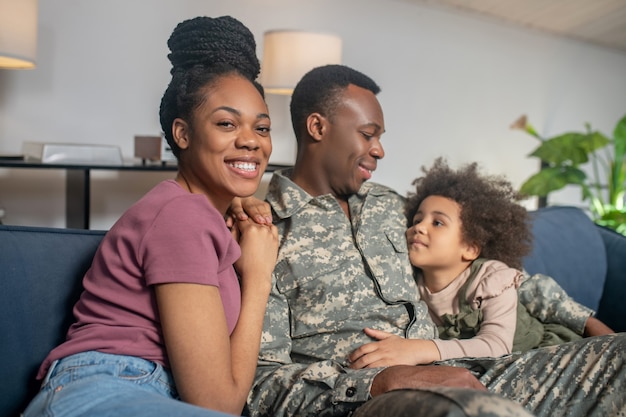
[
  {"xmin": 614, "ymin": 114, "xmax": 626, "ymax": 157},
  {"xmin": 595, "ymin": 207, "xmax": 626, "ymax": 236},
  {"xmin": 529, "ymin": 132, "xmax": 607, "ymax": 165},
  {"xmin": 520, "ymin": 166, "xmax": 587, "ymax": 197},
  {"xmin": 580, "ymin": 131, "xmax": 610, "ymax": 153},
  {"xmin": 610, "ymin": 115, "xmax": 626, "ymax": 200}
]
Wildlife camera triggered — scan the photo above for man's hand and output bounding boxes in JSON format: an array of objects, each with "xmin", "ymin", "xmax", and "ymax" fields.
[{"xmin": 370, "ymin": 365, "xmax": 487, "ymax": 397}]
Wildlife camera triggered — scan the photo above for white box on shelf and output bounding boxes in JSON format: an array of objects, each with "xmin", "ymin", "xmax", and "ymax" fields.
[{"xmin": 22, "ymin": 142, "xmax": 123, "ymax": 165}]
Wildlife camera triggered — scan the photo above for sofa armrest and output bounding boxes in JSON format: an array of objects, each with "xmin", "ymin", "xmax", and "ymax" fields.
[{"xmin": 0, "ymin": 225, "xmax": 106, "ymax": 417}]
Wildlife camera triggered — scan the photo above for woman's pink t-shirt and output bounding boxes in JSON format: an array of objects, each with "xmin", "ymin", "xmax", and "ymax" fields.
[{"xmin": 38, "ymin": 180, "xmax": 241, "ymax": 378}]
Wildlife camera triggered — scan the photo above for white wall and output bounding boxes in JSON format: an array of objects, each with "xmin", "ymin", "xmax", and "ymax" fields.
[{"xmin": 1, "ymin": 0, "xmax": 626, "ymax": 229}]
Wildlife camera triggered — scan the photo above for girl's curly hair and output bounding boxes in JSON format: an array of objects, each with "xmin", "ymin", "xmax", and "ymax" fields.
[{"xmin": 405, "ymin": 158, "xmax": 532, "ymax": 269}]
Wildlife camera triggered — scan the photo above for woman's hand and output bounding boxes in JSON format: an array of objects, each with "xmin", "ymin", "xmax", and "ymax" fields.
[
  {"xmin": 349, "ymin": 328, "xmax": 441, "ymax": 368},
  {"xmin": 226, "ymin": 196, "xmax": 273, "ymax": 228},
  {"xmin": 232, "ymin": 218, "xmax": 278, "ymax": 290}
]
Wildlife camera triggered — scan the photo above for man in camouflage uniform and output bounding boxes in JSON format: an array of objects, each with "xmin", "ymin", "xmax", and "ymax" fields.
[{"xmin": 245, "ymin": 65, "xmax": 625, "ymax": 417}]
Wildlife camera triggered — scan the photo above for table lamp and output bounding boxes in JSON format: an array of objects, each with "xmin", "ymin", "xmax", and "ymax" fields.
[
  {"xmin": 261, "ymin": 30, "xmax": 342, "ymax": 95},
  {"xmin": 0, "ymin": 0, "xmax": 38, "ymax": 69},
  {"xmin": 260, "ymin": 30, "xmax": 342, "ymax": 164}
]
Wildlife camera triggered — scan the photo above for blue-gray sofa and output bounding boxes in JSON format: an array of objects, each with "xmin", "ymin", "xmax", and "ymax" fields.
[{"xmin": 1, "ymin": 205, "xmax": 625, "ymax": 417}]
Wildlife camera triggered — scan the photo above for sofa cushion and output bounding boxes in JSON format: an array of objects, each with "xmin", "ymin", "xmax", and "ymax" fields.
[
  {"xmin": 0, "ymin": 225, "xmax": 106, "ymax": 417},
  {"xmin": 523, "ymin": 206, "xmax": 607, "ymax": 311}
]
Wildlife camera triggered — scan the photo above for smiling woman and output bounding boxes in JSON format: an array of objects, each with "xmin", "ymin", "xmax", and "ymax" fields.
[
  {"xmin": 22, "ymin": 15, "xmax": 278, "ymax": 417},
  {"xmin": 168, "ymin": 74, "xmax": 272, "ymax": 211}
]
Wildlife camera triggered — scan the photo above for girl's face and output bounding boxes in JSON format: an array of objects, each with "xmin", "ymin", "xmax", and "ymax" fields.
[
  {"xmin": 406, "ymin": 195, "xmax": 478, "ymax": 276},
  {"xmin": 173, "ymin": 74, "xmax": 271, "ymax": 212}
]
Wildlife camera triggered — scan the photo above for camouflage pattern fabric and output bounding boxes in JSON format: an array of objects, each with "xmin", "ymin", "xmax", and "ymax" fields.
[
  {"xmin": 482, "ymin": 333, "xmax": 624, "ymax": 416},
  {"xmin": 247, "ymin": 169, "xmax": 625, "ymax": 417},
  {"xmin": 518, "ymin": 272, "xmax": 593, "ymax": 334}
]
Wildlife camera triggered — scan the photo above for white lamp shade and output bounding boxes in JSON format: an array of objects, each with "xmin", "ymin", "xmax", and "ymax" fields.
[
  {"xmin": 0, "ymin": 0, "xmax": 38, "ymax": 69},
  {"xmin": 261, "ymin": 31, "xmax": 342, "ymax": 95}
]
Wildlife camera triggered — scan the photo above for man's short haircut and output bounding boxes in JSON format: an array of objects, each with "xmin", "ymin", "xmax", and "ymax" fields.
[{"xmin": 289, "ymin": 64, "xmax": 381, "ymax": 142}]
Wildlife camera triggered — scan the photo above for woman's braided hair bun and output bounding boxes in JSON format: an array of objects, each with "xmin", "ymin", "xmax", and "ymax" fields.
[{"xmin": 166, "ymin": 15, "xmax": 260, "ymax": 81}]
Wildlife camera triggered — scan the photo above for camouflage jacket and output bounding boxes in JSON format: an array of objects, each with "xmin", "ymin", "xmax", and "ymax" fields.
[{"xmin": 247, "ymin": 169, "xmax": 592, "ymax": 417}]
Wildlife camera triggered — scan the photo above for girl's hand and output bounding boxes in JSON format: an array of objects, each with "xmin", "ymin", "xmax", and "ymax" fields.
[
  {"xmin": 232, "ymin": 218, "xmax": 278, "ymax": 288},
  {"xmin": 348, "ymin": 328, "xmax": 440, "ymax": 368}
]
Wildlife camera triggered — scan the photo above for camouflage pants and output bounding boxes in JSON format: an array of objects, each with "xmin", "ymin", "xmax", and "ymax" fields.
[
  {"xmin": 482, "ymin": 333, "xmax": 625, "ymax": 416},
  {"xmin": 353, "ymin": 334, "xmax": 625, "ymax": 417}
]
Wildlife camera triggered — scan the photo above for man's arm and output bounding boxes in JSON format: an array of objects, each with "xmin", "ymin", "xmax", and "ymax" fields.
[{"xmin": 247, "ymin": 281, "xmax": 488, "ymax": 417}]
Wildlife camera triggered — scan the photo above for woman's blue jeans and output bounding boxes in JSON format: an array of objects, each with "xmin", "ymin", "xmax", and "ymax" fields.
[{"xmin": 23, "ymin": 351, "xmax": 237, "ymax": 417}]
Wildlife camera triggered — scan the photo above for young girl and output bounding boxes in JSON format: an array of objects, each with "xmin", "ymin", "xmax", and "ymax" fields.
[
  {"xmin": 349, "ymin": 158, "xmax": 613, "ymax": 368},
  {"xmin": 23, "ymin": 16, "xmax": 278, "ymax": 417}
]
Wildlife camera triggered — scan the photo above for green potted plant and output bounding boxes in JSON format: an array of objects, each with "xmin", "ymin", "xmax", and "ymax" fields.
[{"xmin": 511, "ymin": 112, "xmax": 626, "ymax": 235}]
